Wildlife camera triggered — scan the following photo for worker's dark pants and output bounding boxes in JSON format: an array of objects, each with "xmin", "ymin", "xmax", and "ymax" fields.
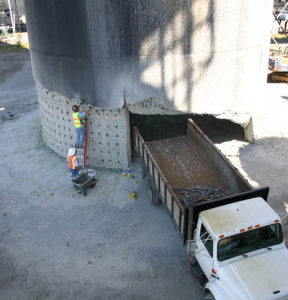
[
  {"xmin": 75, "ymin": 127, "xmax": 84, "ymax": 148},
  {"xmin": 70, "ymin": 169, "xmax": 78, "ymax": 177}
]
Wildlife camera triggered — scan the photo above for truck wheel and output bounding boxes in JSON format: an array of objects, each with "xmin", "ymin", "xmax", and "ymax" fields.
[
  {"xmin": 204, "ymin": 291, "xmax": 215, "ymax": 300},
  {"xmin": 146, "ymin": 177, "xmax": 160, "ymax": 205}
]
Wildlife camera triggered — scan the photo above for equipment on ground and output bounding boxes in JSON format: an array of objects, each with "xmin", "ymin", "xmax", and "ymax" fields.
[
  {"xmin": 269, "ymin": 44, "xmax": 288, "ymax": 71},
  {"xmin": 72, "ymin": 169, "xmax": 96, "ymax": 197},
  {"xmin": 268, "ymin": 44, "xmax": 288, "ymax": 82},
  {"xmin": 269, "ymin": 2, "xmax": 288, "ymax": 82}
]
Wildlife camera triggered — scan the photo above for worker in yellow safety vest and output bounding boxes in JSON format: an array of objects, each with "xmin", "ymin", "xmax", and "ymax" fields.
[
  {"xmin": 67, "ymin": 148, "xmax": 79, "ymax": 177},
  {"xmin": 72, "ymin": 104, "xmax": 91, "ymax": 148}
]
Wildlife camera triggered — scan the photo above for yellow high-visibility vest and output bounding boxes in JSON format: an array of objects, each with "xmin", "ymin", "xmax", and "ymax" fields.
[{"xmin": 72, "ymin": 112, "xmax": 83, "ymax": 128}]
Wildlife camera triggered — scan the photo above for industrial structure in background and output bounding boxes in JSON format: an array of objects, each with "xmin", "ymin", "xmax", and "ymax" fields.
[
  {"xmin": 0, "ymin": 0, "xmax": 26, "ymax": 34},
  {"xmin": 23, "ymin": 0, "xmax": 273, "ymax": 170},
  {"xmin": 269, "ymin": 0, "xmax": 288, "ymax": 81}
]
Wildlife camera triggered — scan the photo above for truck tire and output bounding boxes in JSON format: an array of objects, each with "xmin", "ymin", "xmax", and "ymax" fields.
[
  {"xmin": 146, "ymin": 177, "xmax": 160, "ymax": 205},
  {"xmin": 204, "ymin": 291, "xmax": 215, "ymax": 300}
]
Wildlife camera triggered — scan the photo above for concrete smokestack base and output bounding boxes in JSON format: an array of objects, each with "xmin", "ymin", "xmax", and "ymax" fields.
[
  {"xmin": 37, "ymin": 82, "xmax": 131, "ymax": 170},
  {"xmin": 37, "ymin": 82, "xmax": 254, "ymax": 170}
]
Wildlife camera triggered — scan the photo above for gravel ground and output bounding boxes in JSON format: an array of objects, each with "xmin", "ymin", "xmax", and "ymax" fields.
[
  {"xmin": 0, "ymin": 49, "xmax": 30, "ymax": 83},
  {"xmin": 216, "ymin": 82, "xmax": 288, "ymax": 245},
  {"xmin": 0, "ymin": 49, "xmax": 287, "ymax": 300},
  {"xmin": 0, "ymin": 51, "xmax": 203, "ymax": 300}
]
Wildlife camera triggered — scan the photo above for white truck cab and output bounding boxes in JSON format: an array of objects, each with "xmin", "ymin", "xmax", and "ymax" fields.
[{"xmin": 188, "ymin": 197, "xmax": 288, "ymax": 300}]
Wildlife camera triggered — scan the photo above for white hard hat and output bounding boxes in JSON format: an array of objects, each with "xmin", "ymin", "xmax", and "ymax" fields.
[{"xmin": 68, "ymin": 148, "xmax": 76, "ymax": 156}]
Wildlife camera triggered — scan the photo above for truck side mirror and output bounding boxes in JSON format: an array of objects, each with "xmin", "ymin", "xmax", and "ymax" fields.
[
  {"xmin": 187, "ymin": 240, "xmax": 196, "ymax": 255},
  {"xmin": 211, "ymin": 274, "xmax": 219, "ymax": 280}
]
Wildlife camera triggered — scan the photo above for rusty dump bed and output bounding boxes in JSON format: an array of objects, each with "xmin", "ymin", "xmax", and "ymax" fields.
[
  {"xmin": 146, "ymin": 136, "xmax": 227, "ymax": 193},
  {"xmin": 134, "ymin": 119, "xmax": 269, "ymax": 244}
]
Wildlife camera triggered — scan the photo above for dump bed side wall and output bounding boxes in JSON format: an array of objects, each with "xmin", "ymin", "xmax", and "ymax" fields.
[
  {"xmin": 187, "ymin": 119, "xmax": 252, "ymax": 194},
  {"xmin": 134, "ymin": 127, "xmax": 188, "ymax": 243},
  {"xmin": 134, "ymin": 124, "xmax": 268, "ymax": 245}
]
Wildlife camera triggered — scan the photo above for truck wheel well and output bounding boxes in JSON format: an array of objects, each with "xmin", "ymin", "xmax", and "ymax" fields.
[
  {"xmin": 204, "ymin": 289, "xmax": 215, "ymax": 300},
  {"xmin": 145, "ymin": 177, "xmax": 160, "ymax": 205}
]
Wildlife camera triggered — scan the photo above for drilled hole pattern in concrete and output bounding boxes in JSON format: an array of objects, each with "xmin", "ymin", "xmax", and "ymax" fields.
[{"xmin": 37, "ymin": 82, "xmax": 130, "ymax": 169}]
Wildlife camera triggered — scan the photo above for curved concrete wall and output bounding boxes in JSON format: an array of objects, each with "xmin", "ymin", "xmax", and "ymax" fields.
[
  {"xmin": 37, "ymin": 82, "xmax": 130, "ymax": 169},
  {"xmin": 24, "ymin": 0, "xmax": 273, "ymax": 168},
  {"xmin": 25, "ymin": 0, "xmax": 273, "ymax": 112}
]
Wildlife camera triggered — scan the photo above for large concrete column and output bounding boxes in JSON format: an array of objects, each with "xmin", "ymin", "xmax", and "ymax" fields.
[{"xmin": 24, "ymin": 0, "xmax": 273, "ymax": 168}]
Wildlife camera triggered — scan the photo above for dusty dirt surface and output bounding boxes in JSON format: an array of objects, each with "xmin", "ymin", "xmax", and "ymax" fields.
[
  {"xmin": 0, "ymin": 49, "xmax": 30, "ymax": 83},
  {"xmin": 216, "ymin": 83, "xmax": 288, "ymax": 244},
  {"xmin": 0, "ymin": 49, "xmax": 37, "ymax": 120},
  {"xmin": 0, "ymin": 51, "xmax": 203, "ymax": 299},
  {"xmin": 0, "ymin": 49, "xmax": 288, "ymax": 300}
]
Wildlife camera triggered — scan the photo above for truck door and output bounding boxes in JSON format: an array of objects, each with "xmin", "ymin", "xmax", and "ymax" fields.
[{"xmin": 195, "ymin": 222, "xmax": 214, "ymax": 279}]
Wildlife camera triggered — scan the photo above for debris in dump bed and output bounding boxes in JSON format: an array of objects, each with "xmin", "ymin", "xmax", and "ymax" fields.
[{"xmin": 174, "ymin": 182, "xmax": 229, "ymax": 207}]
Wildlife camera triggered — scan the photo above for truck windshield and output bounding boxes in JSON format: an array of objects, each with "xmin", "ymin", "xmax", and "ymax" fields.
[{"xmin": 217, "ymin": 224, "xmax": 283, "ymax": 261}]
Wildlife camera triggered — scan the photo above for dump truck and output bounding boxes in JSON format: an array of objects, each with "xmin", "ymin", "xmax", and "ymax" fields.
[{"xmin": 134, "ymin": 119, "xmax": 288, "ymax": 300}]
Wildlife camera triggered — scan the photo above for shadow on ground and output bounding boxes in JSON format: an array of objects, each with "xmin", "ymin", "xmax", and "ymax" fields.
[{"xmin": 238, "ymin": 137, "xmax": 288, "ymax": 229}]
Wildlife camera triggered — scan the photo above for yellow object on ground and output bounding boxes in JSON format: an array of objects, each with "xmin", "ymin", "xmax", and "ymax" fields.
[{"xmin": 128, "ymin": 191, "xmax": 137, "ymax": 199}]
